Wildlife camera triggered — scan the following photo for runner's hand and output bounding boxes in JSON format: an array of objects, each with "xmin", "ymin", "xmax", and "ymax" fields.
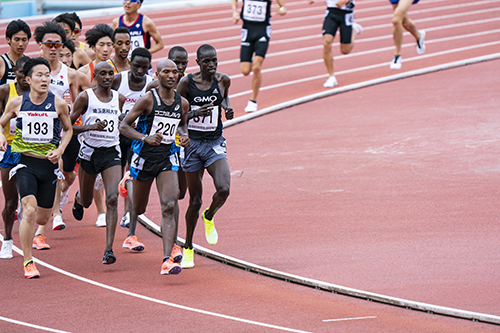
[
  {"xmin": 46, "ymin": 148, "xmax": 62, "ymax": 164},
  {"xmin": 233, "ymin": 11, "xmax": 240, "ymax": 24},
  {"xmin": 0, "ymin": 135, "xmax": 7, "ymax": 151},
  {"xmin": 225, "ymin": 107, "xmax": 234, "ymax": 120},
  {"xmin": 194, "ymin": 103, "xmax": 213, "ymax": 118},
  {"xmin": 92, "ymin": 120, "xmax": 107, "ymax": 131},
  {"xmin": 146, "ymin": 133, "xmax": 163, "ymax": 146},
  {"xmin": 179, "ymin": 135, "xmax": 190, "ymax": 147}
]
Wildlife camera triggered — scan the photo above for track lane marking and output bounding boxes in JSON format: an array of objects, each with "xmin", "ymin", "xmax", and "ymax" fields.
[
  {"xmin": 323, "ymin": 316, "xmax": 377, "ymax": 323},
  {"xmin": 0, "ymin": 316, "xmax": 70, "ymax": 333}
]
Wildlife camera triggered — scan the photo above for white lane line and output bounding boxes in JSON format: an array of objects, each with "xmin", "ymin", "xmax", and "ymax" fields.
[
  {"xmin": 0, "ymin": 316, "xmax": 70, "ymax": 333},
  {"xmin": 323, "ymin": 316, "xmax": 377, "ymax": 323},
  {"xmin": 0, "ymin": 236, "xmax": 311, "ymax": 333}
]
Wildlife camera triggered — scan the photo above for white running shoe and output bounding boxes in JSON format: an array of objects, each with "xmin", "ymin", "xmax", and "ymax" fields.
[
  {"xmin": 416, "ymin": 30, "xmax": 426, "ymax": 55},
  {"xmin": 95, "ymin": 213, "xmax": 106, "ymax": 227},
  {"xmin": 0, "ymin": 239, "xmax": 13, "ymax": 259},
  {"xmin": 52, "ymin": 215, "xmax": 66, "ymax": 231},
  {"xmin": 352, "ymin": 22, "xmax": 363, "ymax": 35},
  {"xmin": 390, "ymin": 55, "xmax": 402, "ymax": 70},
  {"xmin": 244, "ymin": 100, "xmax": 258, "ymax": 112},
  {"xmin": 120, "ymin": 212, "xmax": 130, "ymax": 228},
  {"xmin": 323, "ymin": 75, "xmax": 338, "ymax": 88},
  {"xmin": 59, "ymin": 188, "xmax": 70, "ymax": 208},
  {"xmin": 94, "ymin": 173, "xmax": 104, "ymax": 190}
]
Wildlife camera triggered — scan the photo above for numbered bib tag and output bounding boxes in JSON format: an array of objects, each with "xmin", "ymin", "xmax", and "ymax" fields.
[
  {"xmin": 131, "ymin": 153, "xmax": 145, "ymax": 171},
  {"xmin": 188, "ymin": 105, "xmax": 219, "ymax": 132},
  {"xmin": 129, "ymin": 35, "xmax": 145, "ymax": 58},
  {"xmin": 243, "ymin": 0, "xmax": 267, "ymax": 22},
  {"xmin": 9, "ymin": 118, "xmax": 16, "ymax": 136},
  {"xmin": 150, "ymin": 117, "xmax": 180, "ymax": 145},
  {"xmin": 20, "ymin": 111, "xmax": 56, "ymax": 143},
  {"xmin": 90, "ymin": 114, "xmax": 119, "ymax": 141},
  {"xmin": 345, "ymin": 13, "xmax": 354, "ymax": 26}
]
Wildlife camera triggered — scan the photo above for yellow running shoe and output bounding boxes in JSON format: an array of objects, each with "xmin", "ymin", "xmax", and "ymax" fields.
[
  {"xmin": 180, "ymin": 247, "xmax": 194, "ymax": 269},
  {"xmin": 202, "ymin": 209, "xmax": 218, "ymax": 245}
]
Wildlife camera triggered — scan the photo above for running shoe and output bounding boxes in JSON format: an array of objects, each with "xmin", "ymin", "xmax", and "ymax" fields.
[
  {"xmin": 24, "ymin": 260, "xmax": 40, "ymax": 279},
  {"xmin": 390, "ymin": 55, "xmax": 402, "ymax": 70},
  {"xmin": 353, "ymin": 22, "xmax": 363, "ymax": 35},
  {"xmin": 180, "ymin": 247, "xmax": 194, "ymax": 269},
  {"xmin": 102, "ymin": 250, "xmax": 116, "ymax": 264},
  {"xmin": 119, "ymin": 171, "xmax": 132, "ymax": 198},
  {"xmin": 120, "ymin": 212, "xmax": 130, "ymax": 228},
  {"xmin": 95, "ymin": 213, "xmax": 106, "ymax": 227},
  {"xmin": 72, "ymin": 190, "xmax": 84, "ymax": 221},
  {"xmin": 59, "ymin": 187, "xmax": 70, "ymax": 208},
  {"xmin": 0, "ymin": 239, "xmax": 13, "ymax": 259},
  {"xmin": 416, "ymin": 30, "xmax": 426, "ymax": 55},
  {"xmin": 323, "ymin": 76, "xmax": 338, "ymax": 88},
  {"xmin": 202, "ymin": 209, "xmax": 218, "ymax": 245},
  {"xmin": 94, "ymin": 173, "xmax": 104, "ymax": 190},
  {"xmin": 122, "ymin": 235, "xmax": 145, "ymax": 252},
  {"xmin": 160, "ymin": 258, "xmax": 181, "ymax": 275},
  {"xmin": 32, "ymin": 235, "xmax": 50, "ymax": 250},
  {"xmin": 170, "ymin": 244, "xmax": 183, "ymax": 263},
  {"xmin": 244, "ymin": 100, "xmax": 258, "ymax": 113},
  {"xmin": 52, "ymin": 215, "xmax": 66, "ymax": 231}
]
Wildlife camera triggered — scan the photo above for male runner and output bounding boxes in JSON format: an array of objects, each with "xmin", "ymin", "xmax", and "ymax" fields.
[
  {"xmin": 232, "ymin": 0, "xmax": 286, "ymax": 112},
  {"xmin": 53, "ymin": 13, "xmax": 91, "ymax": 69},
  {"xmin": 1, "ymin": 20, "xmax": 31, "ymax": 85},
  {"xmin": 70, "ymin": 12, "xmax": 95, "ymax": 61},
  {"xmin": 109, "ymin": 27, "xmax": 132, "ymax": 73},
  {"xmin": 0, "ymin": 56, "xmax": 30, "ymax": 259},
  {"xmin": 120, "ymin": 58, "xmax": 190, "ymax": 274},
  {"xmin": 71, "ymin": 61, "xmax": 126, "ymax": 264},
  {"xmin": 0, "ymin": 57, "xmax": 73, "ymax": 278},
  {"xmin": 308, "ymin": 0, "xmax": 362, "ymax": 88},
  {"xmin": 389, "ymin": 0, "xmax": 425, "ymax": 69},
  {"xmin": 177, "ymin": 44, "xmax": 234, "ymax": 268}
]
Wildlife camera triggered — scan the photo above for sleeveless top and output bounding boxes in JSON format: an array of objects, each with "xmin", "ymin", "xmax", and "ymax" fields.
[
  {"xmin": 240, "ymin": 0, "xmax": 272, "ymax": 25},
  {"xmin": 80, "ymin": 89, "xmax": 120, "ymax": 147},
  {"xmin": 116, "ymin": 71, "xmax": 153, "ymax": 114},
  {"xmin": 326, "ymin": 0, "xmax": 355, "ymax": 10},
  {"xmin": 49, "ymin": 62, "xmax": 70, "ymax": 100},
  {"xmin": 185, "ymin": 74, "xmax": 224, "ymax": 140},
  {"xmin": 118, "ymin": 14, "xmax": 151, "ymax": 58},
  {"xmin": 132, "ymin": 89, "xmax": 182, "ymax": 162},
  {"xmin": 1, "ymin": 53, "xmax": 16, "ymax": 85},
  {"xmin": 12, "ymin": 92, "xmax": 60, "ymax": 157},
  {"xmin": 4, "ymin": 82, "xmax": 18, "ymax": 144}
]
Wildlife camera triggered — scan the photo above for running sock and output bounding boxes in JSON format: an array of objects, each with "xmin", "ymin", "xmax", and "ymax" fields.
[
  {"xmin": 24, "ymin": 259, "xmax": 33, "ymax": 267},
  {"xmin": 163, "ymin": 256, "xmax": 170, "ymax": 263}
]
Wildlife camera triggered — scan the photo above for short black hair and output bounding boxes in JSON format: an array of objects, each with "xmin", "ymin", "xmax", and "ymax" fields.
[
  {"xmin": 196, "ymin": 44, "xmax": 216, "ymax": 59},
  {"xmin": 6, "ymin": 19, "xmax": 32, "ymax": 40},
  {"xmin": 33, "ymin": 21, "xmax": 66, "ymax": 44},
  {"xmin": 112, "ymin": 27, "xmax": 130, "ymax": 42},
  {"xmin": 131, "ymin": 47, "xmax": 151, "ymax": 63},
  {"xmin": 70, "ymin": 12, "xmax": 82, "ymax": 29},
  {"xmin": 53, "ymin": 13, "xmax": 75, "ymax": 32},
  {"xmin": 85, "ymin": 24, "xmax": 114, "ymax": 47},
  {"xmin": 16, "ymin": 56, "xmax": 30, "ymax": 69},
  {"xmin": 168, "ymin": 46, "xmax": 187, "ymax": 59},
  {"xmin": 23, "ymin": 57, "xmax": 51, "ymax": 77},
  {"xmin": 63, "ymin": 39, "xmax": 76, "ymax": 54}
]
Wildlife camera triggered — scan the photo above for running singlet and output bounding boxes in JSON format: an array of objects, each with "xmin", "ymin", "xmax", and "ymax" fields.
[
  {"xmin": 132, "ymin": 88, "xmax": 182, "ymax": 161},
  {"xmin": 117, "ymin": 71, "xmax": 153, "ymax": 114},
  {"xmin": 49, "ymin": 62, "xmax": 70, "ymax": 99},
  {"xmin": 0, "ymin": 54, "xmax": 16, "ymax": 85},
  {"xmin": 240, "ymin": 0, "xmax": 272, "ymax": 24},
  {"xmin": 4, "ymin": 82, "xmax": 18, "ymax": 143},
  {"xmin": 80, "ymin": 89, "xmax": 120, "ymax": 148},
  {"xmin": 326, "ymin": 0, "xmax": 355, "ymax": 10},
  {"xmin": 12, "ymin": 92, "xmax": 60, "ymax": 158},
  {"xmin": 185, "ymin": 74, "xmax": 224, "ymax": 141},
  {"xmin": 118, "ymin": 14, "xmax": 151, "ymax": 57}
]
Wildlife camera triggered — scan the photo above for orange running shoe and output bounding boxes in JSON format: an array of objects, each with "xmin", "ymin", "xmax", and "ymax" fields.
[
  {"xmin": 24, "ymin": 260, "xmax": 40, "ymax": 279},
  {"xmin": 170, "ymin": 244, "xmax": 183, "ymax": 263},
  {"xmin": 122, "ymin": 235, "xmax": 144, "ymax": 252},
  {"xmin": 160, "ymin": 258, "xmax": 181, "ymax": 275},
  {"xmin": 119, "ymin": 171, "xmax": 133, "ymax": 198},
  {"xmin": 32, "ymin": 235, "xmax": 50, "ymax": 250}
]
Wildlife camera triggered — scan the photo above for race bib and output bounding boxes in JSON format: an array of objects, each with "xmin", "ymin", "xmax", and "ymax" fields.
[
  {"xmin": 20, "ymin": 111, "xmax": 56, "ymax": 143},
  {"xmin": 9, "ymin": 118, "xmax": 16, "ymax": 136},
  {"xmin": 345, "ymin": 13, "xmax": 354, "ymax": 26},
  {"xmin": 90, "ymin": 115, "xmax": 118, "ymax": 141},
  {"xmin": 243, "ymin": 0, "xmax": 267, "ymax": 22},
  {"xmin": 131, "ymin": 153, "xmax": 145, "ymax": 171},
  {"xmin": 150, "ymin": 117, "xmax": 180, "ymax": 145},
  {"xmin": 188, "ymin": 105, "xmax": 219, "ymax": 132}
]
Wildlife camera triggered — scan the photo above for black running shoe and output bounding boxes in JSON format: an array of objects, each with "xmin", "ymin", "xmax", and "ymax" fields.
[
  {"xmin": 72, "ymin": 190, "xmax": 84, "ymax": 221},
  {"xmin": 102, "ymin": 250, "xmax": 116, "ymax": 265}
]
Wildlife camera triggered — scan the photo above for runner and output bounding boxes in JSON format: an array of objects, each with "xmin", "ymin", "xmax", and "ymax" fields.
[
  {"xmin": 0, "ymin": 20, "xmax": 31, "ymax": 85},
  {"xmin": 308, "ymin": 0, "xmax": 362, "ymax": 87},
  {"xmin": 389, "ymin": 0, "xmax": 425, "ymax": 69},
  {"xmin": 120, "ymin": 58, "xmax": 190, "ymax": 274},
  {"xmin": 0, "ymin": 57, "xmax": 73, "ymax": 278},
  {"xmin": 109, "ymin": 27, "xmax": 132, "ymax": 73},
  {"xmin": 232, "ymin": 0, "xmax": 286, "ymax": 112},
  {"xmin": 69, "ymin": 12, "xmax": 95, "ymax": 61},
  {"xmin": 71, "ymin": 61, "xmax": 125, "ymax": 264},
  {"xmin": 53, "ymin": 13, "xmax": 91, "ymax": 69},
  {"xmin": 0, "ymin": 56, "xmax": 30, "ymax": 259},
  {"xmin": 177, "ymin": 44, "xmax": 234, "ymax": 268}
]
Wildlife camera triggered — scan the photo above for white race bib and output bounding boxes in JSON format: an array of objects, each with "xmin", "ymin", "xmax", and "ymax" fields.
[
  {"xmin": 243, "ymin": 0, "xmax": 267, "ymax": 22},
  {"xmin": 188, "ymin": 105, "xmax": 219, "ymax": 132},
  {"xmin": 89, "ymin": 114, "xmax": 118, "ymax": 141},
  {"xmin": 150, "ymin": 117, "xmax": 180, "ymax": 145},
  {"xmin": 9, "ymin": 118, "xmax": 16, "ymax": 136},
  {"xmin": 20, "ymin": 111, "xmax": 56, "ymax": 143}
]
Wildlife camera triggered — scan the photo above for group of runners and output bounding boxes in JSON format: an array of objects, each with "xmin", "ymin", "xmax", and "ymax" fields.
[{"xmin": 0, "ymin": 0, "xmax": 424, "ymax": 279}]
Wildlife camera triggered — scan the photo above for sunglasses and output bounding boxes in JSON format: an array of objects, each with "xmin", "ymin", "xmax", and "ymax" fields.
[
  {"xmin": 41, "ymin": 41, "xmax": 63, "ymax": 49},
  {"xmin": 124, "ymin": 0, "xmax": 141, "ymax": 3},
  {"xmin": 73, "ymin": 28, "xmax": 81, "ymax": 34}
]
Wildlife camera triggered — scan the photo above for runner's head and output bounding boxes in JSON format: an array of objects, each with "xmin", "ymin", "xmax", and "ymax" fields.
[
  {"xmin": 156, "ymin": 58, "xmax": 178, "ymax": 90},
  {"xmin": 34, "ymin": 21, "xmax": 66, "ymax": 62},
  {"xmin": 196, "ymin": 44, "xmax": 217, "ymax": 75},
  {"xmin": 14, "ymin": 56, "xmax": 31, "ymax": 88},
  {"xmin": 53, "ymin": 13, "xmax": 76, "ymax": 40},
  {"xmin": 85, "ymin": 24, "xmax": 114, "ymax": 62},
  {"xmin": 5, "ymin": 19, "xmax": 31, "ymax": 56},
  {"xmin": 130, "ymin": 47, "xmax": 151, "ymax": 79},
  {"xmin": 168, "ymin": 46, "xmax": 188, "ymax": 78},
  {"xmin": 93, "ymin": 61, "xmax": 115, "ymax": 89},
  {"xmin": 60, "ymin": 39, "xmax": 76, "ymax": 67},
  {"xmin": 23, "ymin": 57, "xmax": 51, "ymax": 92},
  {"xmin": 123, "ymin": 0, "xmax": 143, "ymax": 14},
  {"xmin": 69, "ymin": 13, "xmax": 83, "ymax": 43},
  {"xmin": 112, "ymin": 27, "xmax": 131, "ymax": 61}
]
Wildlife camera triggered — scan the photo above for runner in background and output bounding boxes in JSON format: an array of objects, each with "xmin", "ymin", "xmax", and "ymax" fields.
[{"xmin": 0, "ymin": 20, "xmax": 31, "ymax": 86}]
